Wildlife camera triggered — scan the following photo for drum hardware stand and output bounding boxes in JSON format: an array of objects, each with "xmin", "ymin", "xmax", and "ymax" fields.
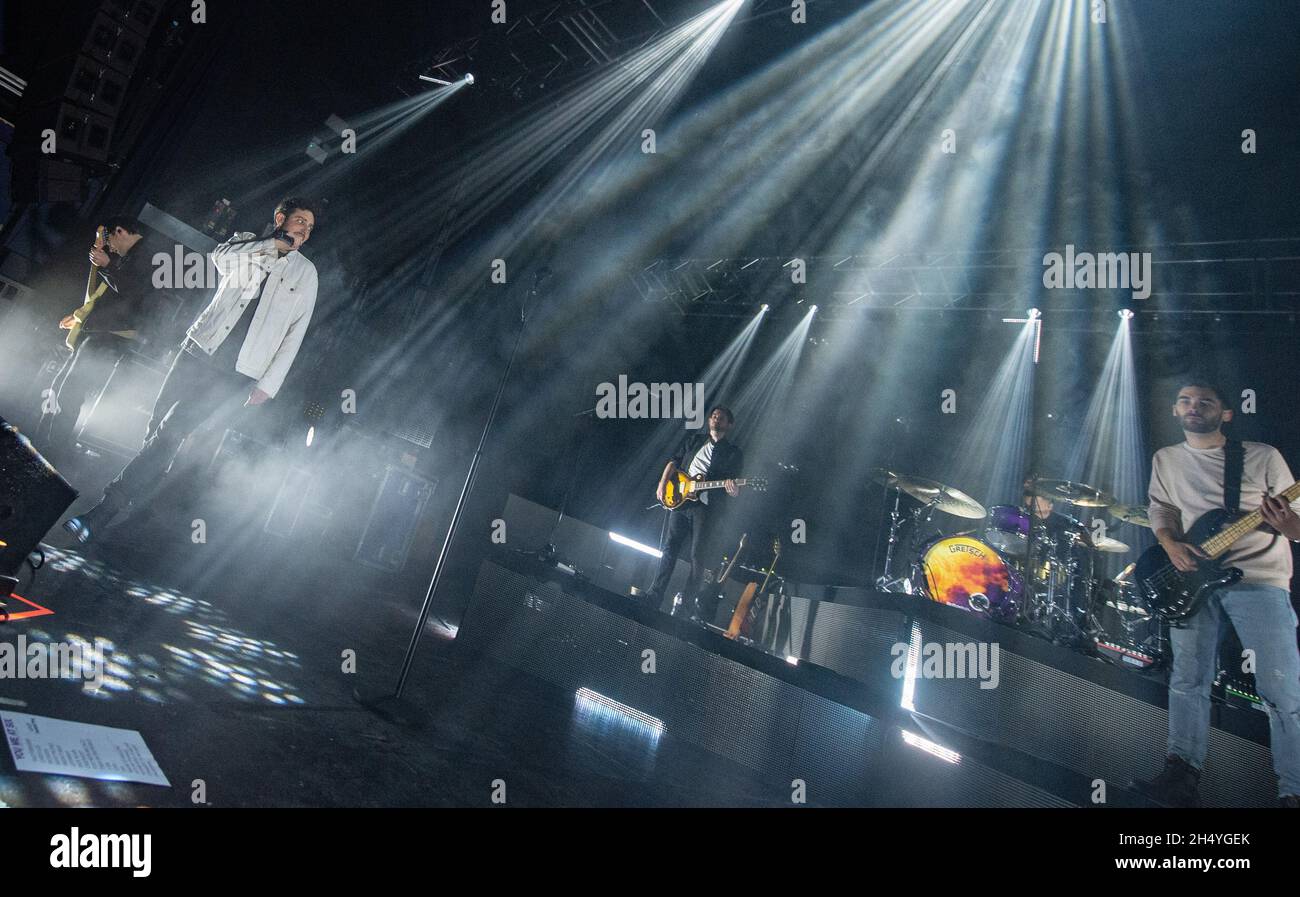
[
  {"xmin": 876, "ymin": 495, "xmax": 939, "ymax": 593},
  {"xmin": 876, "ymin": 487, "xmax": 907, "ymax": 591}
]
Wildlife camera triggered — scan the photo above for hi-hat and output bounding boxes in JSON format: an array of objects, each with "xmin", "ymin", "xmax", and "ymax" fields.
[
  {"xmin": 1090, "ymin": 535, "xmax": 1131, "ymax": 553},
  {"xmin": 1109, "ymin": 503, "xmax": 1152, "ymax": 528}
]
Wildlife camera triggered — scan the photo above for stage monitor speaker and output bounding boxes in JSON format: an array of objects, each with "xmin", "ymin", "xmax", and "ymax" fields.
[
  {"xmin": 354, "ymin": 466, "xmax": 436, "ymax": 574},
  {"xmin": 8, "ymin": 155, "xmax": 87, "ymax": 203},
  {"xmin": 264, "ymin": 465, "xmax": 315, "ymax": 538},
  {"xmin": 0, "ymin": 418, "xmax": 78, "ymax": 577},
  {"xmin": 76, "ymin": 351, "xmax": 167, "ymax": 457}
]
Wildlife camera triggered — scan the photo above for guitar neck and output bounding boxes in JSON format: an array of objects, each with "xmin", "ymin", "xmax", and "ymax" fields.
[
  {"xmin": 692, "ymin": 477, "xmax": 751, "ymax": 491},
  {"xmin": 1200, "ymin": 480, "xmax": 1300, "ymax": 558}
]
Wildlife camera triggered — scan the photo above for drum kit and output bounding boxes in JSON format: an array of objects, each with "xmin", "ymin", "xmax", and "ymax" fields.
[{"xmin": 871, "ymin": 469, "xmax": 1165, "ymax": 669}]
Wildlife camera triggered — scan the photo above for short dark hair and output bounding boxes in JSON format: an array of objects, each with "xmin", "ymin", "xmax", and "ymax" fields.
[
  {"xmin": 275, "ymin": 196, "xmax": 321, "ymax": 223},
  {"xmin": 1176, "ymin": 377, "xmax": 1228, "ymax": 406},
  {"xmin": 709, "ymin": 405, "xmax": 735, "ymax": 424},
  {"xmin": 102, "ymin": 215, "xmax": 142, "ymax": 235}
]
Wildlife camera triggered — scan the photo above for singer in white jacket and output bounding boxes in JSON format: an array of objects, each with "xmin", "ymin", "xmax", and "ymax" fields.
[{"xmin": 62, "ymin": 197, "xmax": 319, "ymax": 544}]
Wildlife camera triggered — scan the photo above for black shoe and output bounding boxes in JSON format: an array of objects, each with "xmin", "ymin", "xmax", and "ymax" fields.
[
  {"xmin": 1280, "ymin": 795, "xmax": 1300, "ymax": 808},
  {"xmin": 669, "ymin": 592, "xmax": 694, "ymax": 618},
  {"xmin": 1133, "ymin": 755, "xmax": 1201, "ymax": 807}
]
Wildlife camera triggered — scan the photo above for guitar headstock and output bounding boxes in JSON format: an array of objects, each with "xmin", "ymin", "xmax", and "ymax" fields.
[{"xmin": 772, "ymin": 537, "xmax": 781, "ymax": 557}]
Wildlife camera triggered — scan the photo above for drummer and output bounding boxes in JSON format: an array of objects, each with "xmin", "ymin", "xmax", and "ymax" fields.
[{"xmin": 1022, "ymin": 478, "xmax": 1091, "ymax": 543}]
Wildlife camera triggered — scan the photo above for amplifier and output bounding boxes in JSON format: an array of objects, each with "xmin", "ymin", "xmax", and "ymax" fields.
[
  {"xmin": 0, "ymin": 418, "xmax": 78, "ymax": 576},
  {"xmin": 76, "ymin": 350, "xmax": 166, "ymax": 457},
  {"xmin": 354, "ymin": 466, "xmax": 436, "ymax": 573}
]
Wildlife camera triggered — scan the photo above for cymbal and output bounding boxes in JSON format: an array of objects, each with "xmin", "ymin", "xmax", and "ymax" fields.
[
  {"xmin": 1090, "ymin": 535, "xmax": 1131, "ymax": 553},
  {"xmin": 867, "ymin": 469, "xmax": 986, "ymax": 519},
  {"xmin": 1109, "ymin": 503, "xmax": 1152, "ymax": 528},
  {"xmin": 1029, "ymin": 478, "xmax": 1112, "ymax": 508}
]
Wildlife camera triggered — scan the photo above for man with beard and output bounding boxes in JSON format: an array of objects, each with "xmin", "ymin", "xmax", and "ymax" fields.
[{"xmin": 1135, "ymin": 379, "xmax": 1300, "ymax": 807}]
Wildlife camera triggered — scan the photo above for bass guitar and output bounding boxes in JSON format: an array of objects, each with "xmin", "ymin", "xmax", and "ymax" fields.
[
  {"xmin": 64, "ymin": 226, "xmax": 109, "ymax": 350},
  {"xmin": 1134, "ymin": 481, "xmax": 1300, "ymax": 621}
]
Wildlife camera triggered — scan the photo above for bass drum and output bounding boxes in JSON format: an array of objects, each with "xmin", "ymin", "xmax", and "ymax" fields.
[{"xmin": 918, "ymin": 535, "xmax": 1021, "ymax": 622}]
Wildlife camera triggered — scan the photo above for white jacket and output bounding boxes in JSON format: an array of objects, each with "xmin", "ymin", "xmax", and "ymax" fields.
[{"xmin": 187, "ymin": 232, "xmax": 317, "ymax": 398}]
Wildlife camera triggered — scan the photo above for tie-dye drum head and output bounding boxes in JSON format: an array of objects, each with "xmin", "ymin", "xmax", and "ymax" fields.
[{"xmin": 919, "ymin": 535, "xmax": 1021, "ymax": 622}]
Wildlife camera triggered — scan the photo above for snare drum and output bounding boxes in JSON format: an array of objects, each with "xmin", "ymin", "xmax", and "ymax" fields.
[{"xmin": 918, "ymin": 535, "xmax": 1021, "ymax": 622}]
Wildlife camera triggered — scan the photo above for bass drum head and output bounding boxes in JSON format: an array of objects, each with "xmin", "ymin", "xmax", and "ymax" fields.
[{"xmin": 920, "ymin": 535, "xmax": 1020, "ymax": 621}]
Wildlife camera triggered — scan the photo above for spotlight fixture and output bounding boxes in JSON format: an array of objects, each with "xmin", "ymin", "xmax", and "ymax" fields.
[
  {"xmin": 759, "ymin": 304, "xmax": 769, "ymax": 312},
  {"xmin": 420, "ymin": 72, "xmax": 474, "ymax": 87},
  {"xmin": 306, "ymin": 426, "xmax": 315, "ymax": 447},
  {"xmin": 1027, "ymin": 307, "xmax": 1041, "ymax": 320},
  {"xmin": 1118, "ymin": 308, "xmax": 1134, "ymax": 320}
]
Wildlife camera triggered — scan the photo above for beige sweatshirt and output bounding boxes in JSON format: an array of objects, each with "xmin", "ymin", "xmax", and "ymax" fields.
[{"xmin": 1147, "ymin": 441, "xmax": 1299, "ymax": 590}]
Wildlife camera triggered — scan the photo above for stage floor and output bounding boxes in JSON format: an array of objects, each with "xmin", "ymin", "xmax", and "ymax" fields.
[{"xmin": 0, "ymin": 537, "xmax": 1279, "ymax": 807}]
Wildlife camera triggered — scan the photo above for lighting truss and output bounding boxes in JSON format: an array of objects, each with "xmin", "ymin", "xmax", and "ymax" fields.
[
  {"xmin": 402, "ymin": 0, "xmax": 808, "ymax": 100},
  {"xmin": 629, "ymin": 238, "xmax": 1300, "ymax": 322}
]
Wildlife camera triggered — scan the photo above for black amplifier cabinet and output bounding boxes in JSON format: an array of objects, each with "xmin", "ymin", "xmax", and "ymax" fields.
[{"xmin": 0, "ymin": 418, "xmax": 78, "ymax": 576}]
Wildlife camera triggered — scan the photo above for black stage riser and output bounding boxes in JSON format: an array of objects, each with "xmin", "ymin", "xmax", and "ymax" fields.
[
  {"xmin": 457, "ymin": 557, "xmax": 1277, "ymax": 807},
  {"xmin": 459, "ymin": 560, "xmax": 1078, "ymax": 807}
]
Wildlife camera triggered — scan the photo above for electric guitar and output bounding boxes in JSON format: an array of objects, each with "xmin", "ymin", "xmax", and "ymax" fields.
[
  {"xmin": 658, "ymin": 469, "xmax": 767, "ymax": 510},
  {"xmin": 1134, "ymin": 480, "xmax": 1300, "ymax": 621},
  {"xmin": 726, "ymin": 537, "xmax": 781, "ymax": 640},
  {"xmin": 64, "ymin": 226, "xmax": 109, "ymax": 350}
]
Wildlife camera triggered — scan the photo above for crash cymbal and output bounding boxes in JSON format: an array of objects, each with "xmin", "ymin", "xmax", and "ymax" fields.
[
  {"xmin": 928, "ymin": 485, "xmax": 987, "ymax": 519},
  {"xmin": 1029, "ymin": 478, "xmax": 1113, "ymax": 508},
  {"xmin": 1090, "ymin": 535, "xmax": 1131, "ymax": 553},
  {"xmin": 867, "ymin": 469, "xmax": 986, "ymax": 518},
  {"xmin": 1108, "ymin": 503, "xmax": 1152, "ymax": 528}
]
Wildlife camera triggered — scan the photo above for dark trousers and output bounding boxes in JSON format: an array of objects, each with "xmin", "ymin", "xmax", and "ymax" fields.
[
  {"xmin": 89, "ymin": 344, "xmax": 252, "ymax": 522},
  {"xmin": 648, "ymin": 501, "xmax": 722, "ymax": 615},
  {"xmin": 36, "ymin": 334, "xmax": 133, "ymax": 463}
]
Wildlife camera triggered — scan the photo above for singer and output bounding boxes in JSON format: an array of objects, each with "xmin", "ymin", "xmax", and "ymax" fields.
[{"xmin": 62, "ymin": 197, "xmax": 320, "ymax": 544}]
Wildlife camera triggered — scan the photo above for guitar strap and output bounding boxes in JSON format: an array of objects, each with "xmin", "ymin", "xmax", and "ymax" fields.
[{"xmin": 1223, "ymin": 438, "xmax": 1244, "ymax": 513}]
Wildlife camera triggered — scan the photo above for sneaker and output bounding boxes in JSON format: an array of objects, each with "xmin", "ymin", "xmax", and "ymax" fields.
[
  {"xmin": 1133, "ymin": 755, "xmax": 1201, "ymax": 807},
  {"xmin": 62, "ymin": 517, "xmax": 93, "ymax": 544}
]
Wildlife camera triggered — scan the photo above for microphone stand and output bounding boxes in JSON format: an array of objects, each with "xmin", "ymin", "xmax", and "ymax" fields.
[{"xmin": 355, "ymin": 267, "xmax": 551, "ymax": 720}]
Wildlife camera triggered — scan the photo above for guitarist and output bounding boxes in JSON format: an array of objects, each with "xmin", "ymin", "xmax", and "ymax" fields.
[
  {"xmin": 1136, "ymin": 379, "xmax": 1300, "ymax": 808},
  {"xmin": 36, "ymin": 217, "xmax": 160, "ymax": 470},
  {"xmin": 644, "ymin": 405, "xmax": 744, "ymax": 621}
]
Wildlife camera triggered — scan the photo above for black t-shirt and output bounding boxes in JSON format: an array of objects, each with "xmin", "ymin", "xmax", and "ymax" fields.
[{"xmin": 208, "ymin": 275, "xmax": 269, "ymax": 377}]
